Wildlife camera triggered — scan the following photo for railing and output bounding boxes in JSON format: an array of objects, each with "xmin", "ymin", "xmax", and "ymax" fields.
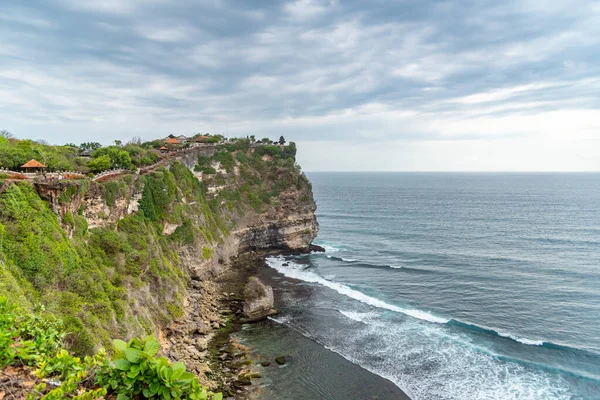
[
  {"xmin": 0, "ymin": 168, "xmax": 86, "ymax": 180},
  {"xmin": 0, "ymin": 144, "xmax": 223, "ymax": 182},
  {"xmin": 91, "ymin": 169, "xmax": 127, "ymax": 182}
]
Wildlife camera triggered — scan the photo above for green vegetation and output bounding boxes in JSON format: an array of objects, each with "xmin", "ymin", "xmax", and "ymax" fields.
[
  {"xmin": 200, "ymin": 139, "xmax": 307, "ymax": 213},
  {"xmin": 0, "ymin": 297, "xmax": 220, "ymax": 399},
  {"xmin": 97, "ymin": 336, "xmax": 221, "ymax": 400},
  {"xmin": 0, "ymin": 161, "xmax": 239, "ymax": 356},
  {"xmin": 0, "ymin": 180, "xmax": 184, "ymax": 355},
  {"xmin": 0, "ymin": 136, "xmax": 86, "ymax": 171},
  {"xmin": 0, "ymin": 134, "xmax": 311, "ymax": 398},
  {"xmin": 0, "ymin": 136, "xmax": 159, "ymax": 174}
]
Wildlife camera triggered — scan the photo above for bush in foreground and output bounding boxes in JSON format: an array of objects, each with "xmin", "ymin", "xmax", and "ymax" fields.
[{"xmin": 0, "ymin": 297, "xmax": 221, "ymax": 399}]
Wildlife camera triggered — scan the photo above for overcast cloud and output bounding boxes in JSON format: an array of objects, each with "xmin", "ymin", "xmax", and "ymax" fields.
[{"xmin": 1, "ymin": 0, "xmax": 599, "ymax": 171}]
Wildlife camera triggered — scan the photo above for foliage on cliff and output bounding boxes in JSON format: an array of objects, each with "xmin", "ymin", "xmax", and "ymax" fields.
[
  {"xmin": 0, "ymin": 138, "xmax": 315, "ymax": 400},
  {"xmin": 0, "ymin": 297, "xmax": 221, "ymax": 399},
  {"xmin": 0, "ymin": 163, "xmax": 232, "ymax": 356}
]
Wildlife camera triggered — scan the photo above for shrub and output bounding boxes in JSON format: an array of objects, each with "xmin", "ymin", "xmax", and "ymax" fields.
[
  {"xmin": 201, "ymin": 246, "xmax": 213, "ymax": 260},
  {"xmin": 88, "ymin": 155, "xmax": 112, "ymax": 173},
  {"xmin": 214, "ymin": 151, "xmax": 235, "ymax": 173},
  {"xmin": 97, "ymin": 336, "xmax": 222, "ymax": 400},
  {"xmin": 0, "ymin": 299, "xmax": 221, "ymax": 400},
  {"xmin": 104, "ymin": 181, "xmax": 120, "ymax": 207}
]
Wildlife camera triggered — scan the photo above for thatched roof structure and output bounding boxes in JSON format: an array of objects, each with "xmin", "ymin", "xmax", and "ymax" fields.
[{"xmin": 21, "ymin": 159, "xmax": 47, "ymax": 168}]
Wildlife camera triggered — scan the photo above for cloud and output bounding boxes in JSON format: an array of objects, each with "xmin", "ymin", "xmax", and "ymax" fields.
[
  {"xmin": 53, "ymin": 0, "xmax": 167, "ymax": 15},
  {"xmin": 284, "ymin": 0, "xmax": 337, "ymax": 20},
  {"xmin": 1, "ymin": 0, "xmax": 599, "ymax": 170}
]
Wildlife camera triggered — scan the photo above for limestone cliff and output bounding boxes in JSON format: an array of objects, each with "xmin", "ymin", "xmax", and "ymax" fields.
[{"xmin": 0, "ymin": 141, "xmax": 317, "ymax": 389}]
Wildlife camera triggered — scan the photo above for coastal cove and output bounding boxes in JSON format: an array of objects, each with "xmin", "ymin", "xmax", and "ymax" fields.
[{"xmin": 242, "ymin": 172, "xmax": 600, "ymax": 400}]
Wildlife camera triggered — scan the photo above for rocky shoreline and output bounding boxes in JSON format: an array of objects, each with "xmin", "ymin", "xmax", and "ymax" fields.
[{"xmin": 162, "ymin": 248, "xmax": 321, "ymax": 399}]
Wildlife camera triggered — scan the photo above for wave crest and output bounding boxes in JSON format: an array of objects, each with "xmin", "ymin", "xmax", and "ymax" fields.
[{"xmin": 266, "ymin": 256, "xmax": 448, "ymax": 324}]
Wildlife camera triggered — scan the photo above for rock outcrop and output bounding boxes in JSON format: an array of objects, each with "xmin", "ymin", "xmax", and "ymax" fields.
[{"xmin": 241, "ymin": 277, "xmax": 278, "ymax": 322}]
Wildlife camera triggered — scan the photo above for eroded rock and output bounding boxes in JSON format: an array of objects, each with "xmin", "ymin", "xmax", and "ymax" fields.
[{"xmin": 241, "ymin": 277, "xmax": 278, "ymax": 322}]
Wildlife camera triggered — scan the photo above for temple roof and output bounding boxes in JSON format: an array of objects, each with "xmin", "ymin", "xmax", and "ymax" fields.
[{"xmin": 21, "ymin": 159, "xmax": 47, "ymax": 168}]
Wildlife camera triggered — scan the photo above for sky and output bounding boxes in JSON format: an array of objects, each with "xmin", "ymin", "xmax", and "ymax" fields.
[{"xmin": 1, "ymin": 0, "xmax": 600, "ymax": 171}]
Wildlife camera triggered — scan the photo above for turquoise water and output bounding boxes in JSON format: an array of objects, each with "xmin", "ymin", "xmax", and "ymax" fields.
[{"xmin": 265, "ymin": 172, "xmax": 600, "ymax": 399}]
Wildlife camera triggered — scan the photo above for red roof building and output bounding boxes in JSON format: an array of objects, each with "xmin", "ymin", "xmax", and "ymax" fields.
[
  {"xmin": 165, "ymin": 138, "xmax": 179, "ymax": 144},
  {"xmin": 21, "ymin": 159, "xmax": 47, "ymax": 169}
]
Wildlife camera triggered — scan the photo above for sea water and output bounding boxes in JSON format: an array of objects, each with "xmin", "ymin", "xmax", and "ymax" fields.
[{"xmin": 264, "ymin": 172, "xmax": 600, "ymax": 399}]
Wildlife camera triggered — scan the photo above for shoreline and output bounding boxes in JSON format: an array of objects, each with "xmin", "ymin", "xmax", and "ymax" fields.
[{"xmin": 207, "ymin": 251, "xmax": 411, "ymax": 399}]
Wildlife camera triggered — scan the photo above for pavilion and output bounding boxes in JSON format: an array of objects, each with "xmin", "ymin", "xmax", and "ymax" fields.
[{"xmin": 21, "ymin": 159, "xmax": 47, "ymax": 173}]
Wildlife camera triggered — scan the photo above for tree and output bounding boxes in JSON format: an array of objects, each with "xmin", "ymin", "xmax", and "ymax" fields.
[
  {"xmin": 261, "ymin": 137, "xmax": 271, "ymax": 144},
  {"xmin": 88, "ymin": 155, "xmax": 112, "ymax": 173},
  {"xmin": 250, "ymin": 135, "xmax": 256, "ymax": 143},
  {"xmin": 128, "ymin": 136, "xmax": 143, "ymax": 145},
  {"xmin": 91, "ymin": 147, "xmax": 134, "ymax": 170},
  {"xmin": 0, "ymin": 130, "xmax": 14, "ymax": 139},
  {"xmin": 279, "ymin": 136, "xmax": 286, "ymax": 145},
  {"xmin": 282, "ymin": 141, "xmax": 297, "ymax": 159},
  {"xmin": 80, "ymin": 142, "xmax": 102, "ymax": 152},
  {"xmin": 114, "ymin": 140, "xmax": 122, "ymax": 147}
]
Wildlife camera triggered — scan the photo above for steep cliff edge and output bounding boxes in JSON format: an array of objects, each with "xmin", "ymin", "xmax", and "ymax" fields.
[{"xmin": 0, "ymin": 142, "xmax": 317, "ymax": 390}]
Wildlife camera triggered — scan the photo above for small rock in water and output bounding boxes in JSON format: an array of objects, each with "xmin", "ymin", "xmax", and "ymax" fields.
[
  {"xmin": 260, "ymin": 361, "xmax": 271, "ymax": 367},
  {"xmin": 275, "ymin": 356, "xmax": 286, "ymax": 365},
  {"xmin": 282, "ymin": 263, "xmax": 289, "ymax": 266}
]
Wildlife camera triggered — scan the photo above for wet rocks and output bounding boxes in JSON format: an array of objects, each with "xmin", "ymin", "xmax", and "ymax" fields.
[
  {"xmin": 309, "ymin": 244, "xmax": 326, "ymax": 252},
  {"xmin": 275, "ymin": 356, "xmax": 287, "ymax": 365}
]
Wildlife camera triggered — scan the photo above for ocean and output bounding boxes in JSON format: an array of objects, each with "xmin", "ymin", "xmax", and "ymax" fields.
[{"xmin": 244, "ymin": 172, "xmax": 600, "ymax": 399}]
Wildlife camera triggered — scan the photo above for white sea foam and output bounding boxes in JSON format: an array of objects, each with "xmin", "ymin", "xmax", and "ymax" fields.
[
  {"xmin": 341, "ymin": 258, "xmax": 357, "ymax": 262},
  {"xmin": 497, "ymin": 331, "xmax": 544, "ymax": 346},
  {"xmin": 338, "ymin": 310, "xmax": 378, "ymax": 324},
  {"xmin": 268, "ymin": 314, "xmax": 291, "ymax": 325},
  {"xmin": 389, "ymin": 265, "xmax": 403, "ymax": 269},
  {"xmin": 266, "ymin": 256, "xmax": 449, "ymax": 324},
  {"xmin": 316, "ymin": 243, "xmax": 341, "ymax": 253}
]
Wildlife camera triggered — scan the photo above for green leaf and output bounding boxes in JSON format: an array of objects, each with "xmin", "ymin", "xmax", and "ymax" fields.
[
  {"xmin": 177, "ymin": 372, "xmax": 195, "ymax": 384},
  {"xmin": 127, "ymin": 369, "xmax": 139, "ymax": 378},
  {"xmin": 117, "ymin": 393, "xmax": 129, "ymax": 400},
  {"xmin": 212, "ymin": 393, "xmax": 223, "ymax": 400},
  {"xmin": 143, "ymin": 337, "xmax": 159, "ymax": 356},
  {"xmin": 113, "ymin": 339, "xmax": 127, "ymax": 352},
  {"xmin": 150, "ymin": 381, "xmax": 160, "ymax": 395},
  {"xmin": 170, "ymin": 362, "xmax": 186, "ymax": 380},
  {"xmin": 125, "ymin": 348, "xmax": 141, "ymax": 363},
  {"xmin": 114, "ymin": 359, "xmax": 131, "ymax": 371},
  {"xmin": 159, "ymin": 365, "xmax": 168, "ymax": 380}
]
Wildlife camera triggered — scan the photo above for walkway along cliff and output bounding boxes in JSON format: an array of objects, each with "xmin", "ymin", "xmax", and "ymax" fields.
[{"xmin": 0, "ymin": 140, "xmax": 318, "ymax": 393}]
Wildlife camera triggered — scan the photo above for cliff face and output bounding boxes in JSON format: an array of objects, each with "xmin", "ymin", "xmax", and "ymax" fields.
[{"xmin": 0, "ymin": 143, "xmax": 317, "ymax": 371}]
